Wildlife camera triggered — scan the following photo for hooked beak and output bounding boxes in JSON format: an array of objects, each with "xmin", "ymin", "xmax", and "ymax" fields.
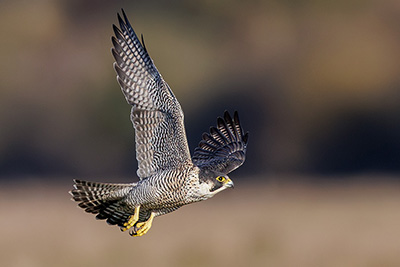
[{"xmin": 225, "ymin": 178, "xmax": 234, "ymax": 189}]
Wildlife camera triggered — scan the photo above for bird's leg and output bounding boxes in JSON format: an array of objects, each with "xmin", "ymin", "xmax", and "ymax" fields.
[
  {"xmin": 129, "ymin": 212, "xmax": 155, "ymax": 237},
  {"xmin": 121, "ymin": 206, "xmax": 140, "ymax": 232}
]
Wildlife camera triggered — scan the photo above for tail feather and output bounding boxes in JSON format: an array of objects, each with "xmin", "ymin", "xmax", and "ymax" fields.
[{"xmin": 70, "ymin": 179, "xmax": 135, "ymax": 226}]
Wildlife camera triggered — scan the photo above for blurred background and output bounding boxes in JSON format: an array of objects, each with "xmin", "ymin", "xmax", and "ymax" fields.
[{"xmin": 1, "ymin": 0, "xmax": 400, "ymax": 266}]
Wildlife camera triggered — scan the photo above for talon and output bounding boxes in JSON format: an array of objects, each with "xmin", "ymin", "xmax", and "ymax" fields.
[
  {"xmin": 134, "ymin": 224, "xmax": 141, "ymax": 233},
  {"xmin": 120, "ymin": 206, "xmax": 140, "ymax": 232},
  {"xmin": 133, "ymin": 212, "xmax": 155, "ymax": 237},
  {"xmin": 129, "ymin": 230, "xmax": 137, "ymax": 236}
]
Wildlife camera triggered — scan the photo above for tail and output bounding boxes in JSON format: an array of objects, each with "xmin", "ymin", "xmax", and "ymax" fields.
[{"xmin": 70, "ymin": 179, "xmax": 135, "ymax": 226}]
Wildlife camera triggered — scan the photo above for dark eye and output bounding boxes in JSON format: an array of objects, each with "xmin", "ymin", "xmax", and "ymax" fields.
[{"xmin": 216, "ymin": 176, "xmax": 225, "ymax": 182}]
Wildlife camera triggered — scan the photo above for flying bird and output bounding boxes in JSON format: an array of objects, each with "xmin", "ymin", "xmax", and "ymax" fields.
[{"xmin": 70, "ymin": 9, "xmax": 248, "ymax": 237}]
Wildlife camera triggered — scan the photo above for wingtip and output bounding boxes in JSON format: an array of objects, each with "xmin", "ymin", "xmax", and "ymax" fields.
[
  {"xmin": 216, "ymin": 116, "xmax": 225, "ymax": 125},
  {"xmin": 121, "ymin": 8, "xmax": 128, "ymax": 23},
  {"xmin": 243, "ymin": 132, "xmax": 249, "ymax": 144},
  {"xmin": 141, "ymin": 34, "xmax": 148, "ymax": 53},
  {"xmin": 117, "ymin": 11, "xmax": 124, "ymax": 25},
  {"xmin": 112, "ymin": 24, "xmax": 123, "ymax": 39},
  {"xmin": 233, "ymin": 110, "xmax": 240, "ymax": 121},
  {"xmin": 120, "ymin": 8, "xmax": 133, "ymax": 31},
  {"xmin": 226, "ymin": 111, "xmax": 235, "ymax": 123}
]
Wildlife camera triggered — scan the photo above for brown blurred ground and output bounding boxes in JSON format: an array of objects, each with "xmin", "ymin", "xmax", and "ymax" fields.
[{"xmin": 1, "ymin": 178, "xmax": 400, "ymax": 267}]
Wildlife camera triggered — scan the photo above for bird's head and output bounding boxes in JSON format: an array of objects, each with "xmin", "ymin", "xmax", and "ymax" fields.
[{"xmin": 197, "ymin": 168, "xmax": 234, "ymax": 198}]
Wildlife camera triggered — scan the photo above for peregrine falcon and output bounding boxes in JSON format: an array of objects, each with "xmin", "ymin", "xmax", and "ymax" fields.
[{"xmin": 70, "ymin": 9, "xmax": 248, "ymax": 237}]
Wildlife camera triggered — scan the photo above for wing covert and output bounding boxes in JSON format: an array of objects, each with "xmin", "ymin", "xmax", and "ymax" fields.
[{"xmin": 111, "ymin": 9, "xmax": 192, "ymax": 179}]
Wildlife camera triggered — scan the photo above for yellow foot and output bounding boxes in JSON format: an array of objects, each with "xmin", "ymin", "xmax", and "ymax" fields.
[
  {"xmin": 129, "ymin": 212, "xmax": 155, "ymax": 237},
  {"xmin": 121, "ymin": 206, "xmax": 140, "ymax": 232}
]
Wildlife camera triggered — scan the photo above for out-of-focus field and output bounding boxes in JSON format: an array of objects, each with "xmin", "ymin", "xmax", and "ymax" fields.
[{"xmin": 1, "ymin": 178, "xmax": 400, "ymax": 267}]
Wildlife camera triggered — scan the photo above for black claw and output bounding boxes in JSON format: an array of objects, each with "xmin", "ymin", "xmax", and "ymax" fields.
[{"xmin": 134, "ymin": 225, "xmax": 140, "ymax": 232}]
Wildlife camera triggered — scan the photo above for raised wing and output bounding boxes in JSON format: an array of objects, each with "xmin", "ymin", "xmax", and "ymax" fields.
[
  {"xmin": 192, "ymin": 111, "xmax": 248, "ymax": 174},
  {"xmin": 111, "ymin": 10, "xmax": 191, "ymax": 179}
]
